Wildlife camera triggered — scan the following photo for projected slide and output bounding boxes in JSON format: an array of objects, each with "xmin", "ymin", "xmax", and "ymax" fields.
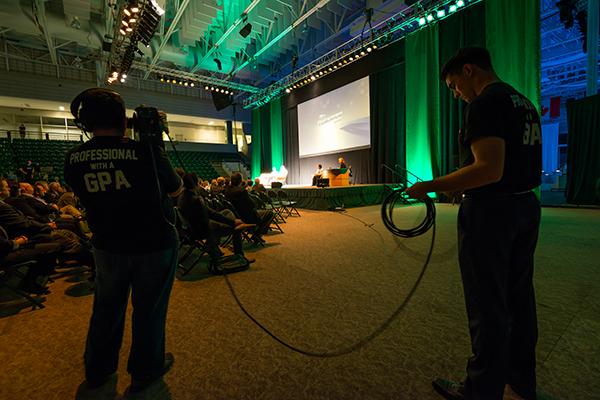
[{"xmin": 298, "ymin": 77, "xmax": 370, "ymax": 158}]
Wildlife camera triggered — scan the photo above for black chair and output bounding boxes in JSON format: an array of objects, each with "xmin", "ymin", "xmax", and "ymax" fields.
[
  {"xmin": 277, "ymin": 190, "xmax": 300, "ymax": 217},
  {"xmin": 174, "ymin": 207, "xmax": 209, "ymax": 277},
  {"xmin": 257, "ymin": 191, "xmax": 284, "ymax": 233},
  {"xmin": 0, "ymin": 261, "xmax": 45, "ymax": 310},
  {"xmin": 266, "ymin": 190, "xmax": 286, "ymax": 224}
]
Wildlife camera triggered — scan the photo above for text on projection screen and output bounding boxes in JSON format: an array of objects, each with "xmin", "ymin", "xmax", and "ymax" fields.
[{"xmin": 297, "ymin": 77, "xmax": 370, "ymax": 158}]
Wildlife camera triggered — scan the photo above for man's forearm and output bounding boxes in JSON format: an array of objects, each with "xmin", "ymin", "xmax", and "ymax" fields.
[{"xmin": 424, "ymin": 163, "xmax": 501, "ymax": 193}]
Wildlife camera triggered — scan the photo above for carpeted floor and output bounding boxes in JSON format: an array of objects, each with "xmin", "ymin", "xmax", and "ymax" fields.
[{"xmin": 1, "ymin": 204, "xmax": 599, "ymax": 400}]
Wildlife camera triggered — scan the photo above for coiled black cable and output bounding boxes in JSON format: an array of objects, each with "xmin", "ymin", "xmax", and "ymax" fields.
[{"xmin": 381, "ymin": 188, "xmax": 436, "ymax": 238}]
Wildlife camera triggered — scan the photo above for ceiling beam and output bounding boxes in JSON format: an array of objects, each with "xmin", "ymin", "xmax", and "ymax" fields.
[
  {"xmin": 143, "ymin": 0, "xmax": 191, "ymax": 79},
  {"xmin": 33, "ymin": 0, "xmax": 58, "ymax": 66},
  {"xmin": 190, "ymin": 0, "xmax": 263, "ymax": 74},
  {"xmin": 230, "ymin": 0, "xmax": 331, "ymax": 77}
]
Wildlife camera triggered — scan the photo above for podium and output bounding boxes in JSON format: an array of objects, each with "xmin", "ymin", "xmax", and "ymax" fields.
[{"xmin": 326, "ymin": 168, "xmax": 350, "ymax": 187}]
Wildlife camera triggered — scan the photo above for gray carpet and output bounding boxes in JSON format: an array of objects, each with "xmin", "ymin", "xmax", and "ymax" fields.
[{"xmin": 0, "ymin": 204, "xmax": 599, "ymax": 400}]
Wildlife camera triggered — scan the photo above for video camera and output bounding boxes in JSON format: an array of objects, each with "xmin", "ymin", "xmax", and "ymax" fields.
[{"xmin": 128, "ymin": 106, "xmax": 169, "ymax": 150}]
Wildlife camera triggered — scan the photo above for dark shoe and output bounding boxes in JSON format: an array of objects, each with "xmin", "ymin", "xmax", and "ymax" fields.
[
  {"xmin": 130, "ymin": 353, "xmax": 174, "ymax": 393},
  {"xmin": 85, "ymin": 374, "xmax": 113, "ymax": 389},
  {"xmin": 432, "ymin": 378, "xmax": 465, "ymax": 400}
]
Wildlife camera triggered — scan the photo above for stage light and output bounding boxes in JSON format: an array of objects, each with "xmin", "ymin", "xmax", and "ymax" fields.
[
  {"xmin": 126, "ymin": 27, "xmax": 133, "ymax": 32},
  {"xmin": 343, "ymin": 59, "xmax": 348, "ymax": 64},
  {"xmin": 190, "ymin": 83, "xmax": 194, "ymax": 87},
  {"xmin": 319, "ymin": 71, "xmax": 323, "ymax": 75},
  {"xmin": 225, "ymin": 90, "xmax": 229, "ymax": 94},
  {"xmin": 285, "ymin": 88, "xmax": 291, "ymax": 93},
  {"xmin": 112, "ymin": 71, "xmax": 118, "ymax": 77},
  {"xmin": 59, "ymin": 106, "xmax": 65, "ymax": 111},
  {"xmin": 204, "ymin": 85, "xmax": 209, "ymax": 90},
  {"xmin": 210, "ymin": 87, "xmax": 214, "ymax": 91},
  {"xmin": 122, "ymin": 20, "xmax": 128, "ymax": 26},
  {"xmin": 338, "ymin": 62, "xmax": 342, "ymax": 66},
  {"xmin": 122, "ymin": 74, "xmax": 127, "ymax": 78},
  {"xmin": 184, "ymin": 82, "xmax": 188, "ymax": 86},
  {"xmin": 120, "ymin": 78, "xmax": 125, "ymax": 83},
  {"xmin": 311, "ymin": 76, "xmax": 316, "ymax": 81},
  {"xmin": 120, "ymin": 28, "xmax": 126, "ymax": 35},
  {"xmin": 131, "ymin": 6, "xmax": 139, "ymax": 13},
  {"xmin": 360, "ymin": 51, "xmax": 366, "ymax": 56},
  {"xmin": 426, "ymin": 14, "xmax": 434, "ymax": 22},
  {"xmin": 129, "ymin": 18, "xmax": 137, "ymax": 23},
  {"xmin": 449, "ymin": 4, "xmax": 457, "ymax": 12},
  {"xmin": 373, "ymin": 44, "xmax": 378, "ymax": 49},
  {"xmin": 124, "ymin": 9, "xmax": 131, "ymax": 17},
  {"xmin": 437, "ymin": 9, "xmax": 446, "ymax": 18},
  {"xmin": 457, "ymin": 0, "xmax": 465, "ymax": 7},
  {"xmin": 367, "ymin": 47, "xmax": 372, "ymax": 52},
  {"xmin": 333, "ymin": 65, "xmax": 338, "ymax": 69},
  {"xmin": 349, "ymin": 56, "xmax": 354, "ymax": 60}
]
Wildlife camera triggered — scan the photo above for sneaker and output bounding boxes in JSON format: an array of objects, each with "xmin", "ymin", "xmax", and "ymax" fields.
[
  {"xmin": 129, "ymin": 353, "xmax": 174, "ymax": 393},
  {"xmin": 432, "ymin": 378, "xmax": 466, "ymax": 400}
]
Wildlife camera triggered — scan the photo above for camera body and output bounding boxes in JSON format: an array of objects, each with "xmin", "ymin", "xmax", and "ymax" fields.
[{"xmin": 128, "ymin": 106, "xmax": 169, "ymax": 149}]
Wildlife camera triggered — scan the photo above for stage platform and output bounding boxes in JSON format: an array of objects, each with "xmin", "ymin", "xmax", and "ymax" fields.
[{"xmin": 281, "ymin": 184, "xmax": 387, "ymax": 210}]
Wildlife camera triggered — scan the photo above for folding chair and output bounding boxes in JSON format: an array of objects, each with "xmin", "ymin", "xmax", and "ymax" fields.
[
  {"xmin": 0, "ymin": 261, "xmax": 45, "ymax": 310},
  {"xmin": 257, "ymin": 192, "xmax": 284, "ymax": 233},
  {"xmin": 277, "ymin": 190, "xmax": 301, "ymax": 217},
  {"xmin": 174, "ymin": 207, "xmax": 209, "ymax": 276},
  {"xmin": 266, "ymin": 190, "xmax": 287, "ymax": 224}
]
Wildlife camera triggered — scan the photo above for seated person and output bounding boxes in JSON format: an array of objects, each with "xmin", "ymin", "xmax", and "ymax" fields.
[
  {"xmin": 252, "ymin": 178, "xmax": 266, "ymax": 193},
  {"xmin": 312, "ymin": 164, "xmax": 324, "ymax": 186},
  {"xmin": 177, "ymin": 173, "xmax": 254, "ymax": 262},
  {"xmin": 1, "ymin": 225, "xmax": 60, "ymax": 294},
  {"xmin": 225, "ymin": 173, "xmax": 274, "ymax": 238},
  {"xmin": 338, "ymin": 157, "xmax": 347, "ymax": 169}
]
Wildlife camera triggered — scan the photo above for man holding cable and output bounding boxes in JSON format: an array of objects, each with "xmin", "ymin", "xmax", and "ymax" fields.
[
  {"xmin": 65, "ymin": 88, "xmax": 183, "ymax": 394},
  {"xmin": 405, "ymin": 47, "xmax": 542, "ymax": 400}
]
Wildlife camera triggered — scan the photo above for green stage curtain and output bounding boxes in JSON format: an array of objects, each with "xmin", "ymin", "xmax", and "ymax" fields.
[
  {"xmin": 270, "ymin": 98, "xmax": 284, "ymax": 170},
  {"xmin": 369, "ymin": 63, "xmax": 406, "ymax": 184},
  {"xmin": 486, "ymin": 0, "xmax": 541, "ymax": 109},
  {"xmin": 438, "ymin": 2, "xmax": 486, "ymax": 177},
  {"xmin": 251, "ymin": 108, "xmax": 262, "ymax": 178},
  {"xmin": 406, "ymin": 24, "xmax": 441, "ymax": 184},
  {"xmin": 259, "ymin": 105, "xmax": 272, "ymax": 173},
  {"xmin": 566, "ymin": 94, "xmax": 600, "ymax": 205}
]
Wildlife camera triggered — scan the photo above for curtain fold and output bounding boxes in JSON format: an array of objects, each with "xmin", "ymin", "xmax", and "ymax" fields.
[
  {"xmin": 369, "ymin": 63, "xmax": 406, "ymax": 184},
  {"xmin": 405, "ymin": 24, "xmax": 441, "ymax": 184},
  {"xmin": 283, "ymin": 107, "xmax": 301, "ymax": 184},
  {"xmin": 438, "ymin": 3, "xmax": 486, "ymax": 177},
  {"xmin": 270, "ymin": 98, "xmax": 284, "ymax": 170},
  {"xmin": 259, "ymin": 105, "xmax": 272, "ymax": 173},
  {"xmin": 486, "ymin": 0, "xmax": 541, "ymax": 109},
  {"xmin": 250, "ymin": 108, "xmax": 262, "ymax": 178},
  {"xmin": 566, "ymin": 94, "xmax": 600, "ymax": 204}
]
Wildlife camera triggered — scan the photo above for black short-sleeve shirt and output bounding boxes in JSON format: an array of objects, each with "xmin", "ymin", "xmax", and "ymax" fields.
[
  {"xmin": 64, "ymin": 136, "xmax": 182, "ymax": 253},
  {"xmin": 460, "ymin": 82, "xmax": 542, "ymax": 195}
]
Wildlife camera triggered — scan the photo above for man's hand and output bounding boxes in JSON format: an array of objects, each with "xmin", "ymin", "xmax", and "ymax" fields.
[
  {"xmin": 14, "ymin": 236, "xmax": 28, "ymax": 246},
  {"xmin": 405, "ymin": 181, "xmax": 433, "ymax": 199}
]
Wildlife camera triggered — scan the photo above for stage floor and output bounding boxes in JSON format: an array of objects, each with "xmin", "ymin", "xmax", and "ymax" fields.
[{"xmin": 281, "ymin": 184, "xmax": 388, "ymax": 210}]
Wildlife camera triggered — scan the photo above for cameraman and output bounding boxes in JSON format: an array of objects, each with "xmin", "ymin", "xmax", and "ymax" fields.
[{"xmin": 64, "ymin": 88, "xmax": 183, "ymax": 393}]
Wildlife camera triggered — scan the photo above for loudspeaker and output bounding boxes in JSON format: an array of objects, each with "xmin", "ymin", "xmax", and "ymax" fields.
[
  {"xmin": 211, "ymin": 91, "xmax": 233, "ymax": 111},
  {"xmin": 271, "ymin": 181, "xmax": 283, "ymax": 189},
  {"xmin": 239, "ymin": 23, "xmax": 252, "ymax": 38}
]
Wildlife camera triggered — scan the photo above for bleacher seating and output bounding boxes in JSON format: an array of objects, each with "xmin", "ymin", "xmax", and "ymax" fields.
[{"xmin": 0, "ymin": 137, "xmax": 248, "ymax": 182}]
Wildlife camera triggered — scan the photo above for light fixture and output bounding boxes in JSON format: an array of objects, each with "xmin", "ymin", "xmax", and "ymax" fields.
[
  {"xmin": 373, "ymin": 44, "xmax": 378, "ymax": 49},
  {"xmin": 367, "ymin": 47, "xmax": 372, "ymax": 52},
  {"xmin": 361, "ymin": 51, "xmax": 366, "ymax": 56},
  {"xmin": 131, "ymin": 6, "xmax": 139, "ymax": 13},
  {"xmin": 311, "ymin": 76, "xmax": 316, "ymax": 81},
  {"xmin": 190, "ymin": 83, "xmax": 194, "ymax": 87},
  {"xmin": 426, "ymin": 14, "xmax": 434, "ymax": 22},
  {"xmin": 184, "ymin": 82, "xmax": 188, "ymax": 86},
  {"xmin": 112, "ymin": 71, "xmax": 118, "ymax": 77},
  {"xmin": 160, "ymin": 77, "xmax": 164, "ymax": 82},
  {"xmin": 204, "ymin": 85, "xmax": 209, "ymax": 90},
  {"xmin": 59, "ymin": 106, "xmax": 65, "ymax": 111},
  {"xmin": 437, "ymin": 9, "xmax": 446, "ymax": 18},
  {"xmin": 129, "ymin": 18, "xmax": 137, "ymax": 23},
  {"xmin": 319, "ymin": 71, "xmax": 323, "ymax": 75},
  {"xmin": 122, "ymin": 74, "xmax": 127, "ymax": 78},
  {"xmin": 119, "ymin": 29, "xmax": 126, "ymax": 35},
  {"xmin": 349, "ymin": 56, "xmax": 354, "ymax": 60},
  {"xmin": 449, "ymin": 4, "xmax": 458, "ymax": 12},
  {"xmin": 122, "ymin": 20, "xmax": 129, "ymax": 26},
  {"xmin": 120, "ymin": 78, "xmax": 125, "ymax": 83},
  {"xmin": 285, "ymin": 88, "xmax": 291, "ymax": 93},
  {"xmin": 124, "ymin": 9, "xmax": 131, "ymax": 17},
  {"xmin": 457, "ymin": 0, "xmax": 465, "ymax": 7},
  {"xmin": 126, "ymin": 27, "xmax": 133, "ymax": 32}
]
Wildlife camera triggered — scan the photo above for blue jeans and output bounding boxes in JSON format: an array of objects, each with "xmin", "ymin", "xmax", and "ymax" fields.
[{"xmin": 84, "ymin": 244, "xmax": 178, "ymax": 381}]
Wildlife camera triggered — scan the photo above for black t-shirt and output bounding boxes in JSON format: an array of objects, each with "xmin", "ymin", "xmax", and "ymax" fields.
[
  {"xmin": 460, "ymin": 82, "xmax": 542, "ymax": 195},
  {"xmin": 64, "ymin": 136, "xmax": 182, "ymax": 253}
]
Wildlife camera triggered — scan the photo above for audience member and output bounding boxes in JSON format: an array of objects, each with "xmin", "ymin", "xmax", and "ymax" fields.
[
  {"xmin": 225, "ymin": 173, "xmax": 273, "ymax": 240},
  {"xmin": 252, "ymin": 178, "xmax": 266, "ymax": 193},
  {"xmin": 178, "ymin": 173, "xmax": 254, "ymax": 262}
]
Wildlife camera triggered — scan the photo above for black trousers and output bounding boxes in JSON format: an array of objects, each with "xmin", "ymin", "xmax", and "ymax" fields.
[
  {"xmin": 458, "ymin": 192, "xmax": 540, "ymax": 400},
  {"xmin": 84, "ymin": 244, "xmax": 178, "ymax": 381}
]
